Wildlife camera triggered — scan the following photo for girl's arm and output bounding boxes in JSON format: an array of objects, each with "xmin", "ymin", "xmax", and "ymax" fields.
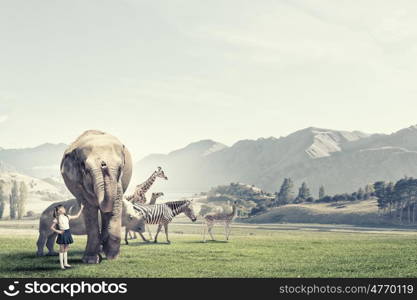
[
  {"xmin": 68, "ymin": 204, "xmax": 84, "ymax": 220},
  {"xmin": 50, "ymin": 219, "xmax": 63, "ymax": 234}
]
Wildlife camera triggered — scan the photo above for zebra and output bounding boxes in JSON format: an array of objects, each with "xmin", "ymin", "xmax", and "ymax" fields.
[{"xmin": 127, "ymin": 200, "xmax": 197, "ymax": 244}]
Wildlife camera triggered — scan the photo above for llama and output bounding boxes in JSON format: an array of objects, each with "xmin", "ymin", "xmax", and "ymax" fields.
[{"xmin": 202, "ymin": 201, "xmax": 238, "ymax": 242}]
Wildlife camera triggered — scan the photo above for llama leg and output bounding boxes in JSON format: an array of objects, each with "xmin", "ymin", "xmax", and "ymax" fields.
[
  {"xmin": 153, "ymin": 224, "xmax": 162, "ymax": 243},
  {"xmin": 46, "ymin": 233, "xmax": 58, "ymax": 255},
  {"xmin": 208, "ymin": 223, "xmax": 215, "ymax": 240},
  {"xmin": 202, "ymin": 222, "xmax": 207, "ymax": 242},
  {"xmin": 224, "ymin": 224, "xmax": 228, "ymax": 240},
  {"xmin": 164, "ymin": 224, "xmax": 170, "ymax": 244},
  {"xmin": 226, "ymin": 224, "xmax": 231, "ymax": 240}
]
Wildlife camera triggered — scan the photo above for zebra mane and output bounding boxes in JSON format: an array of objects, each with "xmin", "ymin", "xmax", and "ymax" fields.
[{"xmin": 164, "ymin": 200, "xmax": 189, "ymax": 210}]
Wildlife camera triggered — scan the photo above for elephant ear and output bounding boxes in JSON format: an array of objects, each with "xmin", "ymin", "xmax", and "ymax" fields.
[
  {"xmin": 121, "ymin": 145, "xmax": 132, "ymax": 193},
  {"xmin": 60, "ymin": 149, "xmax": 82, "ymax": 184}
]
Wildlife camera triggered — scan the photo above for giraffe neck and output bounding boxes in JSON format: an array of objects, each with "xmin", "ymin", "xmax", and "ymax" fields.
[{"xmin": 140, "ymin": 172, "xmax": 157, "ymax": 193}]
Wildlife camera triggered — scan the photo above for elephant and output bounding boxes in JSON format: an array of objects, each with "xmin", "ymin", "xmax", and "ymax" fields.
[
  {"xmin": 60, "ymin": 130, "xmax": 132, "ymax": 263},
  {"xmin": 36, "ymin": 199, "xmax": 145, "ymax": 256}
]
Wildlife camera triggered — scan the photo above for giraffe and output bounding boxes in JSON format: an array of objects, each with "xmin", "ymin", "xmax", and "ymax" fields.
[
  {"xmin": 125, "ymin": 167, "xmax": 168, "ymax": 204},
  {"xmin": 202, "ymin": 201, "xmax": 239, "ymax": 242},
  {"xmin": 125, "ymin": 167, "xmax": 167, "ymax": 240}
]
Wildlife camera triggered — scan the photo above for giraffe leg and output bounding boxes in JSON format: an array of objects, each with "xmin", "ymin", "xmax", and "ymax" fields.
[
  {"xmin": 164, "ymin": 223, "xmax": 170, "ymax": 244},
  {"xmin": 154, "ymin": 224, "xmax": 163, "ymax": 243}
]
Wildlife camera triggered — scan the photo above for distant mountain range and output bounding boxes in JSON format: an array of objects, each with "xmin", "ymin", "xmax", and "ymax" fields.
[
  {"xmin": 135, "ymin": 125, "xmax": 417, "ymax": 195},
  {"xmin": 2, "ymin": 125, "xmax": 417, "ymax": 197},
  {"xmin": 0, "ymin": 143, "xmax": 67, "ymax": 178}
]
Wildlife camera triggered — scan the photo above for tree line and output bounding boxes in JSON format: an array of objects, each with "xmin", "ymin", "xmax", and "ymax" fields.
[
  {"xmin": 0, "ymin": 180, "xmax": 28, "ymax": 220},
  {"xmin": 373, "ymin": 177, "xmax": 417, "ymax": 225}
]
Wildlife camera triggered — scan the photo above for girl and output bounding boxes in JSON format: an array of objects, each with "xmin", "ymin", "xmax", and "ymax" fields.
[{"xmin": 50, "ymin": 203, "xmax": 84, "ymax": 269}]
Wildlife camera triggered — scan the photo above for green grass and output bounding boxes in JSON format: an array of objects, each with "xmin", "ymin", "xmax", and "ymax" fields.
[{"xmin": 1, "ymin": 225, "xmax": 417, "ymax": 278}]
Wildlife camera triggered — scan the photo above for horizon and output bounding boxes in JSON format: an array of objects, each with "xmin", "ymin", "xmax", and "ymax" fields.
[
  {"xmin": 1, "ymin": 1, "xmax": 417, "ymax": 159},
  {"xmin": 1, "ymin": 123, "xmax": 415, "ymax": 161}
]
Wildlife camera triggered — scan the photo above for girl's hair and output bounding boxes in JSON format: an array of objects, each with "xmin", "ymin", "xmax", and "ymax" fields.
[{"xmin": 53, "ymin": 205, "xmax": 67, "ymax": 219}]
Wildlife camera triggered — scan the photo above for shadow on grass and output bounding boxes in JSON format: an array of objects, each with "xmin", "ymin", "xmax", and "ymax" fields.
[{"xmin": 184, "ymin": 240, "xmax": 229, "ymax": 244}]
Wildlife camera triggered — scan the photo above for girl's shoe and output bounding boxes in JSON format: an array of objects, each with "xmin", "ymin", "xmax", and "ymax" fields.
[
  {"xmin": 64, "ymin": 265, "xmax": 72, "ymax": 268},
  {"xmin": 61, "ymin": 266, "xmax": 66, "ymax": 270}
]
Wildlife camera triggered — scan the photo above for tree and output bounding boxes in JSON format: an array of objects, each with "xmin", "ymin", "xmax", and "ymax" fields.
[
  {"xmin": 357, "ymin": 188, "xmax": 364, "ymax": 200},
  {"xmin": 276, "ymin": 178, "xmax": 295, "ymax": 205},
  {"xmin": 318, "ymin": 185, "xmax": 325, "ymax": 199},
  {"xmin": 364, "ymin": 184, "xmax": 374, "ymax": 199},
  {"xmin": 9, "ymin": 181, "xmax": 19, "ymax": 220},
  {"xmin": 18, "ymin": 181, "xmax": 28, "ymax": 219},
  {"xmin": 0, "ymin": 182, "xmax": 6, "ymax": 219},
  {"xmin": 374, "ymin": 181, "xmax": 387, "ymax": 213},
  {"xmin": 295, "ymin": 182, "xmax": 311, "ymax": 203}
]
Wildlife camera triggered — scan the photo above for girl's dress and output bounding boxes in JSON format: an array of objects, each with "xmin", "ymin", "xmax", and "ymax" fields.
[{"xmin": 54, "ymin": 214, "xmax": 73, "ymax": 245}]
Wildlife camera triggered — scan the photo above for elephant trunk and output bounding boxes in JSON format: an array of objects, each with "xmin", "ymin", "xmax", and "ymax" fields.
[
  {"xmin": 91, "ymin": 167, "xmax": 105, "ymax": 210},
  {"xmin": 101, "ymin": 181, "xmax": 123, "ymax": 259}
]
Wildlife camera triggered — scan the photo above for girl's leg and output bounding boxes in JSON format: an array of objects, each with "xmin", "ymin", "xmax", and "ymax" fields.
[
  {"xmin": 59, "ymin": 245, "xmax": 65, "ymax": 269},
  {"xmin": 64, "ymin": 245, "xmax": 71, "ymax": 267}
]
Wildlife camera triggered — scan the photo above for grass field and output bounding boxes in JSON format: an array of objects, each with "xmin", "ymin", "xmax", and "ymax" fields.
[{"xmin": 1, "ymin": 223, "xmax": 417, "ymax": 278}]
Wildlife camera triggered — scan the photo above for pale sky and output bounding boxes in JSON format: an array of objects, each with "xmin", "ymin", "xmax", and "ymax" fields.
[{"xmin": 1, "ymin": 0, "xmax": 417, "ymax": 161}]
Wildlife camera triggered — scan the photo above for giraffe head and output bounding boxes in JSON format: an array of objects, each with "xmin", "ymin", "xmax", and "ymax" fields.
[
  {"xmin": 155, "ymin": 166, "xmax": 168, "ymax": 180},
  {"xmin": 183, "ymin": 200, "xmax": 197, "ymax": 222}
]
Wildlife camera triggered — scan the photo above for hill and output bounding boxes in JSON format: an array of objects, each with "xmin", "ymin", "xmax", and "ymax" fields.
[
  {"xmin": 0, "ymin": 171, "xmax": 70, "ymax": 217},
  {"xmin": 0, "ymin": 143, "xmax": 67, "ymax": 178},
  {"xmin": 136, "ymin": 125, "xmax": 417, "ymax": 195},
  {"xmin": 242, "ymin": 199, "xmax": 389, "ymax": 226}
]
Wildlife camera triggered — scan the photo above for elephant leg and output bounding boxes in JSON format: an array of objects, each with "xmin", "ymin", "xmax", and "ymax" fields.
[
  {"xmin": 82, "ymin": 203, "xmax": 101, "ymax": 264},
  {"xmin": 36, "ymin": 231, "xmax": 47, "ymax": 256},
  {"xmin": 46, "ymin": 233, "xmax": 58, "ymax": 255}
]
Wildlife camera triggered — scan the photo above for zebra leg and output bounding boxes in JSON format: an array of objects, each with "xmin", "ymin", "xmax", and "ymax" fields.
[
  {"xmin": 164, "ymin": 223, "xmax": 170, "ymax": 244},
  {"xmin": 146, "ymin": 224, "xmax": 153, "ymax": 240},
  {"xmin": 154, "ymin": 224, "xmax": 163, "ymax": 243},
  {"xmin": 138, "ymin": 232, "xmax": 150, "ymax": 243},
  {"xmin": 46, "ymin": 233, "xmax": 58, "ymax": 255}
]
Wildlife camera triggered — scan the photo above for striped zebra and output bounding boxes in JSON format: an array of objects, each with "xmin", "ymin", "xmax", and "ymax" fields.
[{"xmin": 127, "ymin": 200, "xmax": 197, "ymax": 244}]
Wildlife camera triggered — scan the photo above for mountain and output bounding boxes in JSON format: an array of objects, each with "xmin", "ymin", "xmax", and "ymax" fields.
[
  {"xmin": 0, "ymin": 143, "xmax": 67, "ymax": 178},
  {"xmin": 135, "ymin": 125, "xmax": 417, "ymax": 195},
  {"xmin": 0, "ymin": 171, "xmax": 71, "ymax": 216}
]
